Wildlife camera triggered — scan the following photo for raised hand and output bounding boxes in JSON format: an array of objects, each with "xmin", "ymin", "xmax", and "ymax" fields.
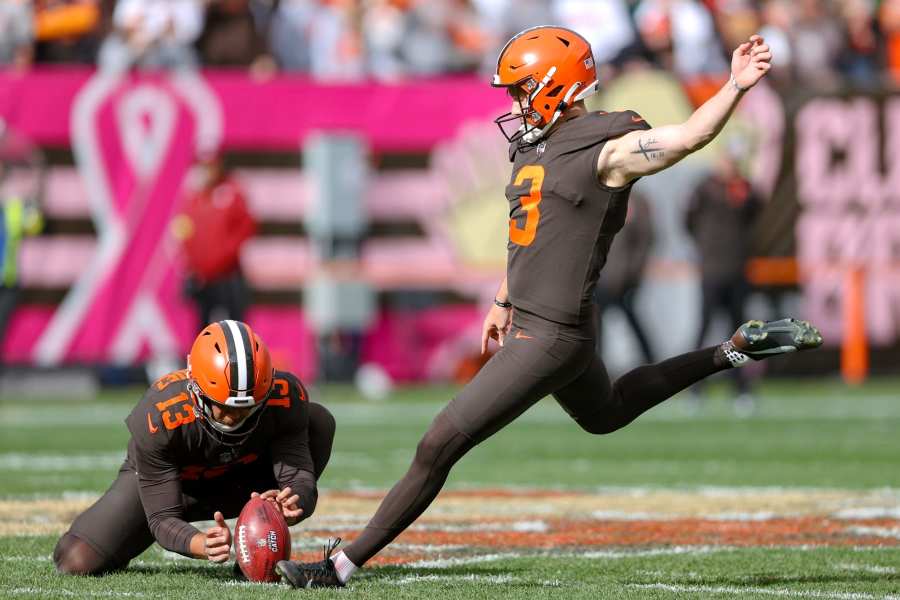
[{"xmin": 731, "ymin": 35, "xmax": 772, "ymax": 90}]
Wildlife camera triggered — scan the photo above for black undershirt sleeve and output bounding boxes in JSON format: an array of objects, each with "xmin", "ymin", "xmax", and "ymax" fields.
[
  {"xmin": 131, "ymin": 438, "xmax": 200, "ymax": 556},
  {"xmin": 269, "ymin": 401, "xmax": 318, "ymax": 520}
]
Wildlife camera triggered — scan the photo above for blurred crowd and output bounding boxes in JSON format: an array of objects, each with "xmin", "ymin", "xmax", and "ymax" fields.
[{"xmin": 0, "ymin": 0, "xmax": 898, "ymax": 88}]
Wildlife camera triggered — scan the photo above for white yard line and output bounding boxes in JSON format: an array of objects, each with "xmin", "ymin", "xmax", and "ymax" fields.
[
  {"xmin": 0, "ymin": 453, "xmax": 124, "ymax": 471},
  {"xmin": 845, "ymin": 526, "xmax": 900, "ymax": 540},
  {"xmin": 836, "ymin": 562, "xmax": 898, "ymax": 575},
  {"xmin": 629, "ymin": 583, "xmax": 900, "ymax": 600},
  {"xmin": 405, "ymin": 545, "xmax": 731, "ymax": 569},
  {"xmin": 388, "ymin": 574, "xmax": 519, "ymax": 586},
  {"xmin": 5, "ymin": 588, "xmax": 148, "ymax": 598}
]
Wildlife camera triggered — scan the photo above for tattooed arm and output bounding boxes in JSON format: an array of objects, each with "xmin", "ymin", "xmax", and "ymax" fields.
[{"xmin": 597, "ymin": 35, "xmax": 772, "ymax": 188}]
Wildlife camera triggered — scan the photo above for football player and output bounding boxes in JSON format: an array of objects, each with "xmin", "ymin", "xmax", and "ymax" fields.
[
  {"xmin": 276, "ymin": 27, "xmax": 822, "ymax": 588},
  {"xmin": 54, "ymin": 320, "xmax": 335, "ymax": 575}
]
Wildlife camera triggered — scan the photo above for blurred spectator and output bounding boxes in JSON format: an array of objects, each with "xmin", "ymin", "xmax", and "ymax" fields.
[
  {"xmin": 757, "ymin": 0, "xmax": 795, "ymax": 79},
  {"xmin": 0, "ymin": 119, "xmax": 45, "ymax": 370},
  {"xmin": 837, "ymin": 0, "xmax": 880, "ymax": 87},
  {"xmin": 708, "ymin": 0, "xmax": 760, "ymax": 51},
  {"xmin": 882, "ymin": 0, "xmax": 900, "ymax": 84},
  {"xmin": 635, "ymin": 0, "xmax": 728, "ymax": 105},
  {"xmin": 198, "ymin": 0, "xmax": 275, "ymax": 72},
  {"xmin": 268, "ymin": 0, "xmax": 364, "ymax": 79},
  {"xmin": 635, "ymin": 0, "xmax": 728, "ymax": 77},
  {"xmin": 267, "ymin": 0, "xmax": 316, "ymax": 72},
  {"xmin": 171, "ymin": 152, "xmax": 256, "ymax": 332},
  {"xmin": 555, "ymin": 0, "xmax": 639, "ymax": 67},
  {"xmin": 33, "ymin": 0, "xmax": 102, "ymax": 64},
  {"xmin": 685, "ymin": 143, "xmax": 761, "ymax": 415},
  {"xmin": 363, "ymin": 0, "xmax": 489, "ymax": 79},
  {"xmin": 594, "ymin": 191, "xmax": 655, "ymax": 365},
  {"xmin": 0, "ymin": 0, "xmax": 34, "ymax": 69},
  {"xmin": 98, "ymin": 0, "xmax": 204, "ymax": 72},
  {"xmin": 792, "ymin": 0, "xmax": 844, "ymax": 89}
]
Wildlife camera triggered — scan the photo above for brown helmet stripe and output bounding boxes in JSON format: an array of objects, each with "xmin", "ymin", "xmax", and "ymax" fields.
[{"xmin": 220, "ymin": 320, "xmax": 255, "ymax": 394}]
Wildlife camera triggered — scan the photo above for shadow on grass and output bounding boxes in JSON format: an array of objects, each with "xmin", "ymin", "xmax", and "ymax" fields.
[
  {"xmin": 660, "ymin": 571, "xmax": 900, "ymax": 587},
  {"xmin": 125, "ymin": 563, "xmax": 234, "ymax": 581}
]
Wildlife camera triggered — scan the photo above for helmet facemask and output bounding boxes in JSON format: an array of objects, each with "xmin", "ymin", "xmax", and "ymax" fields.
[
  {"xmin": 494, "ymin": 78, "xmax": 544, "ymax": 144},
  {"xmin": 492, "ymin": 26, "xmax": 602, "ymax": 148}
]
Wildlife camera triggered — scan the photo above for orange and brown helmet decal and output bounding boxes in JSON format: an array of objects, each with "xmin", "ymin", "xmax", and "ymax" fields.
[{"xmin": 188, "ymin": 320, "xmax": 273, "ymax": 406}]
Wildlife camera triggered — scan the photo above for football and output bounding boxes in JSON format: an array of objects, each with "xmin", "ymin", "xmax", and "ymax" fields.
[{"xmin": 234, "ymin": 497, "xmax": 291, "ymax": 582}]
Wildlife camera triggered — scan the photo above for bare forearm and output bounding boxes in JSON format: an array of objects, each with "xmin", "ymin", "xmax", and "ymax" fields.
[
  {"xmin": 189, "ymin": 532, "xmax": 208, "ymax": 559},
  {"xmin": 495, "ymin": 276, "xmax": 509, "ymax": 303},
  {"xmin": 681, "ymin": 80, "xmax": 745, "ymax": 152}
]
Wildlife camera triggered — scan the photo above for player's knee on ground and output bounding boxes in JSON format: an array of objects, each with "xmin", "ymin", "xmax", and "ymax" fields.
[
  {"xmin": 53, "ymin": 533, "xmax": 113, "ymax": 576},
  {"xmin": 308, "ymin": 402, "xmax": 336, "ymax": 479}
]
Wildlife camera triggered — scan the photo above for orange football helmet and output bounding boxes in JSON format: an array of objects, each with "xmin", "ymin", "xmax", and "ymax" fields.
[
  {"xmin": 187, "ymin": 320, "xmax": 274, "ymax": 444},
  {"xmin": 492, "ymin": 26, "xmax": 600, "ymax": 145}
]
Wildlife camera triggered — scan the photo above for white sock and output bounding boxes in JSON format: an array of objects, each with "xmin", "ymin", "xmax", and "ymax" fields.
[{"xmin": 331, "ymin": 550, "xmax": 358, "ymax": 584}]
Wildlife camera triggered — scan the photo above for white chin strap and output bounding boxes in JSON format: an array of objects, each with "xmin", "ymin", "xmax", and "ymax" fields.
[{"xmin": 521, "ymin": 78, "xmax": 601, "ymax": 144}]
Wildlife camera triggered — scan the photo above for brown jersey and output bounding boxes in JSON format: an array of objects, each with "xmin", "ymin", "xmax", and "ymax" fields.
[
  {"xmin": 505, "ymin": 110, "xmax": 651, "ymax": 324},
  {"xmin": 123, "ymin": 368, "xmax": 315, "ymax": 555}
]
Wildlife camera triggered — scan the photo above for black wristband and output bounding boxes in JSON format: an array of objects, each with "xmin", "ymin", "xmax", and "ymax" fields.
[{"xmin": 494, "ymin": 298, "xmax": 512, "ymax": 309}]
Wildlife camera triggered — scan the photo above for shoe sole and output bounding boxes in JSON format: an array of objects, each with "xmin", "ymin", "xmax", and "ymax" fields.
[{"xmin": 275, "ymin": 561, "xmax": 304, "ymax": 588}]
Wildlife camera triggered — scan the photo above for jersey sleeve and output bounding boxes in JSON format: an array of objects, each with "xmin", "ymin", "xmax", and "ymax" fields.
[
  {"xmin": 605, "ymin": 110, "xmax": 652, "ymax": 139},
  {"xmin": 125, "ymin": 389, "xmax": 201, "ymax": 556},
  {"xmin": 269, "ymin": 372, "xmax": 318, "ymax": 521}
]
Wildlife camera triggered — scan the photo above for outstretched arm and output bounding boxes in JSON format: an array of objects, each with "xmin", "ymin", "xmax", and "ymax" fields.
[{"xmin": 598, "ymin": 35, "xmax": 772, "ymax": 188}]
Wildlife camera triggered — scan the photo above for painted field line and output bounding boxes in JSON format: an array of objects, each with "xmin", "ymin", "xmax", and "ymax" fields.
[
  {"xmin": 405, "ymin": 545, "xmax": 728, "ymax": 569},
  {"xmin": 836, "ymin": 562, "xmax": 898, "ymax": 574},
  {"xmin": 5, "ymin": 588, "xmax": 147, "ymax": 598},
  {"xmin": 835, "ymin": 508, "xmax": 900, "ymax": 519},
  {"xmin": 0, "ymin": 453, "xmax": 124, "ymax": 471},
  {"xmin": 629, "ymin": 583, "xmax": 900, "ymax": 600},
  {"xmin": 846, "ymin": 526, "xmax": 900, "ymax": 540},
  {"xmin": 388, "ymin": 574, "xmax": 519, "ymax": 586}
]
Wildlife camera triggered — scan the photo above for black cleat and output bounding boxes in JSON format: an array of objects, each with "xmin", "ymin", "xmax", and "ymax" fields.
[
  {"xmin": 276, "ymin": 538, "xmax": 345, "ymax": 589},
  {"xmin": 731, "ymin": 318, "xmax": 823, "ymax": 360},
  {"xmin": 232, "ymin": 561, "xmax": 247, "ymax": 582}
]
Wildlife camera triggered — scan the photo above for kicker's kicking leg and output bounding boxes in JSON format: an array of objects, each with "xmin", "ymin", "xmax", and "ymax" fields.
[
  {"xmin": 555, "ymin": 318, "xmax": 823, "ymax": 435},
  {"xmin": 276, "ymin": 316, "xmax": 585, "ymax": 588}
]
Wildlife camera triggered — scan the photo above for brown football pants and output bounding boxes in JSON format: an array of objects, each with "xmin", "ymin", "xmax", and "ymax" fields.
[
  {"xmin": 344, "ymin": 308, "xmax": 728, "ymax": 565},
  {"xmin": 54, "ymin": 402, "xmax": 335, "ymax": 575}
]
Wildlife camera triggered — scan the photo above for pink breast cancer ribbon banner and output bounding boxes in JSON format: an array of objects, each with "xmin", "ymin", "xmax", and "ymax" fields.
[{"xmin": 0, "ymin": 69, "xmax": 507, "ymax": 379}]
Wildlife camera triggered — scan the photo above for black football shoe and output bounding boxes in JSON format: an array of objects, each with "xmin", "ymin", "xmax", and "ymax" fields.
[
  {"xmin": 276, "ymin": 538, "xmax": 345, "ymax": 589},
  {"xmin": 231, "ymin": 561, "xmax": 247, "ymax": 582},
  {"xmin": 731, "ymin": 318, "xmax": 823, "ymax": 361}
]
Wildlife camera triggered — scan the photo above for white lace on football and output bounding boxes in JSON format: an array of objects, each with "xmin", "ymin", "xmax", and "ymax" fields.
[{"xmin": 722, "ymin": 340, "xmax": 750, "ymax": 368}]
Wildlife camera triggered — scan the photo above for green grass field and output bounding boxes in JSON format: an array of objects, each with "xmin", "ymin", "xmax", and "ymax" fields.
[{"xmin": 2, "ymin": 377, "xmax": 900, "ymax": 599}]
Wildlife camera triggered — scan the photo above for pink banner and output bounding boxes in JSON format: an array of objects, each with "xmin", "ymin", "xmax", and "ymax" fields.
[
  {"xmin": 0, "ymin": 68, "xmax": 508, "ymax": 151},
  {"xmin": 0, "ymin": 68, "xmax": 508, "ymax": 380}
]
